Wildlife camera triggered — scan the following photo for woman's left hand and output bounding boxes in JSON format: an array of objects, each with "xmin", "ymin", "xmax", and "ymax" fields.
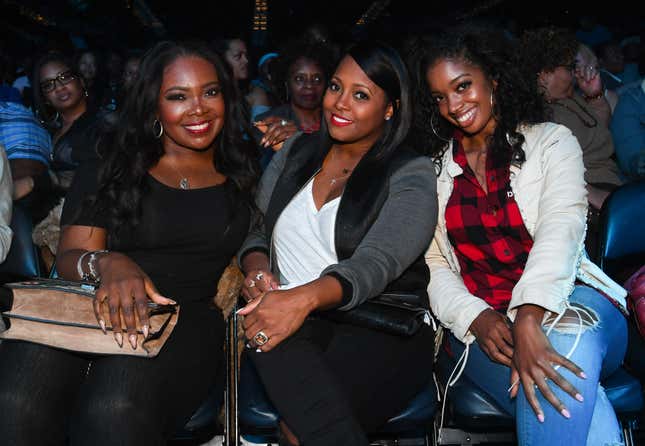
[
  {"xmin": 509, "ymin": 304, "xmax": 586, "ymax": 422},
  {"xmin": 238, "ymin": 289, "xmax": 312, "ymax": 352}
]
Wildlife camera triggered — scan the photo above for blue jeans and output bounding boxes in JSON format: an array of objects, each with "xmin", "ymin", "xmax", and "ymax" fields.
[{"xmin": 447, "ymin": 286, "xmax": 628, "ymax": 446}]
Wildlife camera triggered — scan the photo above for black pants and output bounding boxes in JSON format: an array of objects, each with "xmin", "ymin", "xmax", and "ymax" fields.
[
  {"xmin": 0, "ymin": 302, "xmax": 224, "ymax": 446},
  {"xmin": 248, "ymin": 317, "xmax": 435, "ymax": 446}
]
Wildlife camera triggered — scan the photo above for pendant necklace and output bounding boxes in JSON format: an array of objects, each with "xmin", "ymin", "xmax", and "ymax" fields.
[
  {"xmin": 328, "ymin": 149, "xmax": 353, "ymax": 185},
  {"xmin": 167, "ymin": 159, "xmax": 190, "ymax": 189},
  {"xmin": 329, "ymin": 168, "xmax": 352, "ymax": 185}
]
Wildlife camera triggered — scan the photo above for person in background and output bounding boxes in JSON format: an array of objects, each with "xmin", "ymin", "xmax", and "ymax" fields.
[
  {"xmin": 248, "ymin": 52, "xmax": 282, "ymax": 120},
  {"xmin": 0, "ymin": 39, "xmax": 258, "ymax": 445},
  {"xmin": 238, "ymin": 40, "xmax": 437, "ymax": 446},
  {"xmin": 0, "ymin": 100, "xmax": 52, "ymax": 201},
  {"xmin": 520, "ymin": 27, "xmax": 624, "ymax": 260},
  {"xmin": 411, "ymin": 23, "xmax": 629, "ymax": 446},
  {"xmin": 253, "ymin": 39, "xmax": 336, "ymax": 168},
  {"xmin": 610, "ymin": 77, "xmax": 645, "ymax": 180},
  {"xmin": 33, "ymin": 51, "xmax": 102, "ymax": 193},
  {"xmin": 574, "ymin": 43, "xmax": 618, "ymax": 124},
  {"xmin": 75, "ymin": 49, "xmax": 106, "ymax": 111},
  {"xmin": 0, "ymin": 51, "xmax": 22, "ymax": 104},
  {"xmin": 597, "ymin": 41, "xmax": 627, "ymax": 91},
  {"xmin": 31, "ymin": 51, "xmax": 104, "ymax": 271},
  {"xmin": 213, "ymin": 36, "xmax": 256, "ymax": 120},
  {"xmin": 121, "ymin": 50, "xmax": 142, "ymax": 92}
]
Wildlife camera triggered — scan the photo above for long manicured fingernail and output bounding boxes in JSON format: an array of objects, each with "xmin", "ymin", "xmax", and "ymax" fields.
[
  {"xmin": 235, "ymin": 307, "xmax": 246, "ymax": 314},
  {"xmin": 575, "ymin": 393, "xmax": 584, "ymax": 402},
  {"xmin": 115, "ymin": 332, "xmax": 123, "ymax": 348},
  {"xmin": 537, "ymin": 413, "xmax": 545, "ymax": 423},
  {"xmin": 99, "ymin": 319, "xmax": 106, "ymax": 334},
  {"xmin": 142, "ymin": 324, "xmax": 149, "ymax": 338},
  {"xmin": 561, "ymin": 408, "xmax": 571, "ymax": 418},
  {"xmin": 129, "ymin": 334, "xmax": 137, "ymax": 350},
  {"xmin": 580, "ymin": 371, "xmax": 587, "ymax": 379}
]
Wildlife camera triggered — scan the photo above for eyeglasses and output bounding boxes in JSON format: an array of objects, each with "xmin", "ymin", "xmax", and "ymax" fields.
[{"xmin": 40, "ymin": 70, "xmax": 77, "ymax": 93}]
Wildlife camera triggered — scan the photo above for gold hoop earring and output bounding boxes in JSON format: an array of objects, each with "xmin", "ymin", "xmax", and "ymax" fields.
[{"xmin": 153, "ymin": 119, "xmax": 164, "ymax": 138}]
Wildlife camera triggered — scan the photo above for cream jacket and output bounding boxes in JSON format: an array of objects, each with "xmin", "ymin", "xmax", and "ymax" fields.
[{"xmin": 425, "ymin": 122, "xmax": 627, "ymax": 344}]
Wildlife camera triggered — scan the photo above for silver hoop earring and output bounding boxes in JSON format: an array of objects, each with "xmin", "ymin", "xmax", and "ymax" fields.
[
  {"xmin": 153, "ymin": 119, "xmax": 164, "ymax": 138},
  {"xmin": 430, "ymin": 112, "xmax": 451, "ymax": 143},
  {"xmin": 490, "ymin": 90, "xmax": 494, "ymax": 107}
]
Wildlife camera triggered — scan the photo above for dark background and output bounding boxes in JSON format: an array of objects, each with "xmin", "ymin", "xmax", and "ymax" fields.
[{"xmin": 2, "ymin": 0, "xmax": 642, "ymax": 55}]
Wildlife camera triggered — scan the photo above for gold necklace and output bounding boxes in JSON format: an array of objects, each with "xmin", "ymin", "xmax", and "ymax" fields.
[{"xmin": 550, "ymin": 96, "xmax": 598, "ymax": 128}]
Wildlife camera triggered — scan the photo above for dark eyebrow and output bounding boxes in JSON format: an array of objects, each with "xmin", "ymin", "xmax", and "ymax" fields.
[
  {"xmin": 330, "ymin": 76, "xmax": 373, "ymax": 94},
  {"xmin": 163, "ymin": 81, "xmax": 220, "ymax": 94},
  {"xmin": 450, "ymin": 73, "xmax": 471, "ymax": 85}
]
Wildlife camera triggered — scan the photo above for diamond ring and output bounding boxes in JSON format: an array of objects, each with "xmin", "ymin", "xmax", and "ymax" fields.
[
  {"xmin": 255, "ymin": 272, "xmax": 264, "ymax": 281},
  {"xmin": 248, "ymin": 279, "xmax": 256, "ymax": 288},
  {"xmin": 254, "ymin": 330, "xmax": 269, "ymax": 346},
  {"xmin": 280, "ymin": 119, "xmax": 287, "ymax": 127}
]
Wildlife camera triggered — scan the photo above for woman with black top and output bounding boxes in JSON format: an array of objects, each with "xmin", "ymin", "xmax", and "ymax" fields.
[
  {"xmin": 27, "ymin": 52, "xmax": 105, "ymax": 272},
  {"xmin": 0, "ymin": 40, "xmax": 258, "ymax": 445},
  {"xmin": 33, "ymin": 51, "xmax": 102, "ymax": 191},
  {"xmin": 237, "ymin": 41, "xmax": 437, "ymax": 446}
]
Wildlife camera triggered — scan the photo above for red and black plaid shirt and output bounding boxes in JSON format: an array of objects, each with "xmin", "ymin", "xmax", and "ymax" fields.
[{"xmin": 445, "ymin": 134, "xmax": 534, "ymax": 310}]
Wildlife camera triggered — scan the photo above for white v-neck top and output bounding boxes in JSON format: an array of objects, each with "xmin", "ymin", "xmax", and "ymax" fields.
[{"xmin": 273, "ymin": 178, "xmax": 340, "ymax": 289}]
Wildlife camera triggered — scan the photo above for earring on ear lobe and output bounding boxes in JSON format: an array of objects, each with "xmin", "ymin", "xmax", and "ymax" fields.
[
  {"xmin": 153, "ymin": 119, "xmax": 164, "ymax": 138},
  {"xmin": 385, "ymin": 115, "xmax": 391, "ymax": 121}
]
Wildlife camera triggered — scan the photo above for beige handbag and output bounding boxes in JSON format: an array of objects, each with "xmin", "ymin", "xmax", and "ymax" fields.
[{"xmin": 0, "ymin": 278, "xmax": 179, "ymax": 357}]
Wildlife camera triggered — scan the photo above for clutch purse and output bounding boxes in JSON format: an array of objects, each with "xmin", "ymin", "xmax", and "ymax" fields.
[
  {"xmin": 319, "ymin": 292, "xmax": 433, "ymax": 337},
  {"xmin": 0, "ymin": 278, "xmax": 179, "ymax": 357}
]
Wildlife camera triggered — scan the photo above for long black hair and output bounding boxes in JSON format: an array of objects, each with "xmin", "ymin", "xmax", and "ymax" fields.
[
  {"xmin": 408, "ymin": 24, "xmax": 546, "ymax": 168},
  {"xmin": 93, "ymin": 40, "xmax": 259, "ymax": 242}
]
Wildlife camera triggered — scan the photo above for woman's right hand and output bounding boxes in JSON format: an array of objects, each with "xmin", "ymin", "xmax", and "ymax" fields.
[
  {"xmin": 469, "ymin": 308, "xmax": 515, "ymax": 366},
  {"xmin": 92, "ymin": 252, "xmax": 176, "ymax": 349},
  {"xmin": 241, "ymin": 269, "xmax": 280, "ymax": 303},
  {"xmin": 254, "ymin": 117, "xmax": 298, "ymax": 151}
]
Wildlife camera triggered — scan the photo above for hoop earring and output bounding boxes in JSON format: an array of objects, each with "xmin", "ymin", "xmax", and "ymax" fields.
[
  {"xmin": 430, "ymin": 112, "xmax": 451, "ymax": 143},
  {"xmin": 153, "ymin": 119, "xmax": 164, "ymax": 138}
]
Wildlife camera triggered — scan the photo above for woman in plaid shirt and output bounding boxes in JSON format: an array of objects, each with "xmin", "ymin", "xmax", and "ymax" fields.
[{"xmin": 410, "ymin": 24, "xmax": 629, "ymax": 445}]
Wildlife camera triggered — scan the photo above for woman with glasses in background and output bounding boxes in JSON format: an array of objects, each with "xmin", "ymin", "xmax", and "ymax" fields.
[
  {"xmin": 29, "ymin": 51, "xmax": 104, "ymax": 271},
  {"xmin": 520, "ymin": 27, "xmax": 624, "ymax": 261},
  {"xmin": 33, "ymin": 51, "xmax": 103, "ymax": 192}
]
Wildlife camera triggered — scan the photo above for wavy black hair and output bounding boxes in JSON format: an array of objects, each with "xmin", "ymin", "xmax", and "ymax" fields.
[
  {"xmin": 407, "ymin": 24, "xmax": 546, "ymax": 168},
  {"xmin": 93, "ymin": 40, "xmax": 259, "ymax": 243}
]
